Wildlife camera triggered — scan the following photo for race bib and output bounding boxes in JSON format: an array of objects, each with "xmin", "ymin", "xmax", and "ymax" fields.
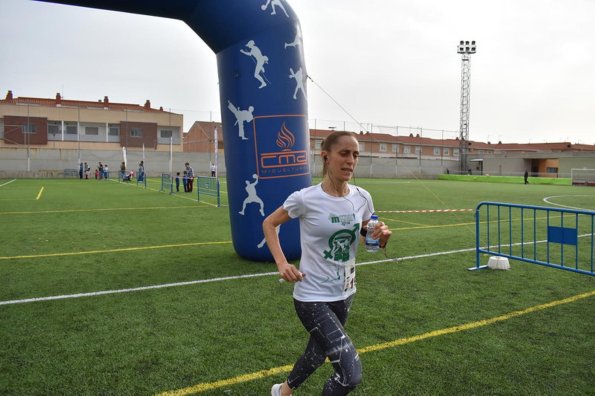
[{"xmin": 343, "ymin": 262, "xmax": 356, "ymax": 292}]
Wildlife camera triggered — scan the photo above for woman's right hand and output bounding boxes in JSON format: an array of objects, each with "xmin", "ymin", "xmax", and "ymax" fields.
[{"xmin": 277, "ymin": 262, "xmax": 304, "ymax": 282}]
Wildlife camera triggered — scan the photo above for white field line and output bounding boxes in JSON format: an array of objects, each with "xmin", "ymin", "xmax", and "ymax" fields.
[
  {"xmin": 0, "ymin": 235, "xmax": 591, "ymax": 306},
  {"xmin": 543, "ymin": 195, "xmax": 595, "ymax": 211},
  {"xmin": 0, "ymin": 247, "xmax": 475, "ymax": 306},
  {"xmin": 0, "ymin": 272, "xmax": 278, "ymax": 306},
  {"xmin": 0, "ymin": 179, "xmax": 17, "ymax": 188}
]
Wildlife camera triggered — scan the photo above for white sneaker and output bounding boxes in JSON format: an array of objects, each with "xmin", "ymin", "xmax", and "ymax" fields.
[{"xmin": 271, "ymin": 383, "xmax": 283, "ymax": 396}]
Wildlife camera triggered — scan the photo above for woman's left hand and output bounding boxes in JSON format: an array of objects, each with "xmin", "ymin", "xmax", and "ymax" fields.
[{"xmin": 373, "ymin": 221, "xmax": 392, "ymax": 248}]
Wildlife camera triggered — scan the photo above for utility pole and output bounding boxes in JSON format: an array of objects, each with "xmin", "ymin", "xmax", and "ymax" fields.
[{"xmin": 457, "ymin": 40, "xmax": 476, "ymax": 174}]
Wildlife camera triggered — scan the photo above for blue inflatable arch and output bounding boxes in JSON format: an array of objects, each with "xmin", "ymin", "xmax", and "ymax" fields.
[{"xmin": 39, "ymin": 0, "xmax": 310, "ymax": 261}]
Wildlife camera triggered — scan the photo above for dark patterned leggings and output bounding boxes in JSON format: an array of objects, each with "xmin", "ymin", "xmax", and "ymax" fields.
[{"xmin": 287, "ymin": 295, "xmax": 362, "ymax": 395}]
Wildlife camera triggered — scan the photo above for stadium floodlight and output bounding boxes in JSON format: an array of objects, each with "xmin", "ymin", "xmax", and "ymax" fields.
[
  {"xmin": 457, "ymin": 40, "xmax": 476, "ymax": 174},
  {"xmin": 457, "ymin": 40, "xmax": 476, "ymax": 55}
]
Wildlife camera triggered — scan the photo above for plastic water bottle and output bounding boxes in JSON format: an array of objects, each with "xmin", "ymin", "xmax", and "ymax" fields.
[{"xmin": 365, "ymin": 214, "xmax": 380, "ymax": 252}]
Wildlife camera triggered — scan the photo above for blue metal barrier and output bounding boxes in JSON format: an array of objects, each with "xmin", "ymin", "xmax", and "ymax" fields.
[
  {"xmin": 197, "ymin": 176, "xmax": 221, "ymax": 207},
  {"xmin": 471, "ymin": 202, "xmax": 595, "ymax": 276}
]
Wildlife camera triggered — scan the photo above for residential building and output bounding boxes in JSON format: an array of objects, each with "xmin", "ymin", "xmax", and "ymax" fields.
[{"xmin": 0, "ymin": 90, "xmax": 183, "ymax": 151}]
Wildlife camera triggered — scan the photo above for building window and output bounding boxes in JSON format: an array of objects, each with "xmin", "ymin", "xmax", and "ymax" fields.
[
  {"xmin": 415, "ymin": 146, "xmax": 422, "ymax": 155},
  {"xmin": 433, "ymin": 147, "xmax": 441, "ymax": 156},
  {"xmin": 314, "ymin": 140, "xmax": 321, "ymax": 150},
  {"xmin": 108, "ymin": 125, "xmax": 119, "ymax": 136},
  {"xmin": 160, "ymin": 129, "xmax": 173, "ymax": 138},
  {"xmin": 130, "ymin": 128, "xmax": 143, "ymax": 137},
  {"xmin": 85, "ymin": 126, "xmax": 99, "ymax": 135},
  {"xmin": 392, "ymin": 144, "xmax": 398, "ymax": 153},
  {"xmin": 443, "ymin": 148, "xmax": 450, "ymax": 156},
  {"xmin": 546, "ymin": 167, "xmax": 558, "ymax": 174},
  {"xmin": 23, "ymin": 124, "xmax": 37, "ymax": 134},
  {"xmin": 379, "ymin": 143, "xmax": 387, "ymax": 152},
  {"xmin": 360, "ymin": 142, "xmax": 366, "ymax": 151},
  {"xmin": 65, "ymin": 122, "xmax": 78, "ymax": 135},
  {"xmin": 48, "ymin": 121, "xmax": 61, "ymax": 135},
  {"xmin": 454, "ymin": 148, "xmax": 459, "ymax": 156},
  {"xmin": 403, "ymin": 146, "xmax": 411, "ymax": 154}
]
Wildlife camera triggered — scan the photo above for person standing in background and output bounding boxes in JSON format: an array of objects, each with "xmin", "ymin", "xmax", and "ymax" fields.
[
  {"xmin": 185, "ymin": 162, "xmax": 195, "ymax": 192},
  {"xmin": 138, "ymin": 161, "xmax": 145, "ymax": 182},
  {"xmin": 183, "ymin": 170, "xmax": 189, "ymax": 192}
]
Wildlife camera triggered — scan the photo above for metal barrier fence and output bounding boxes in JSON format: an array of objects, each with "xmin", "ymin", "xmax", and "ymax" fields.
[
  {"xmin": 196, "ymin": 176, "xmax": 221, "ymax": 207},
  {"xmin": 471, "ymin": 202, "xmax": 595, "ymax": 276},
  {"xmin": 160, "ymin": 173, "xmax": 173, "ymax": 194}
]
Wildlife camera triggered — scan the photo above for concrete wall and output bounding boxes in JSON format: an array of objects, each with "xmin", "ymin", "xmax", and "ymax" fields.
[
  {"xmin": 0, "ymin": 146, "xmax": 461, "ymax": 179},
  {"xmin": 482, "ymin": 157, "xmax": 527, "ymax": 176},
  {"xmin": 0, "ymin": 147, "xmax": 225, "ymax": 178},
  {"xmin": 310, "ymin": 155, "xmax": 459, "ymax": 179},
  {"xmin": 481, "ymin": 153, "xmax": 595, "ymax": 178},
  {"xmin": 3, "ymin": 146, "xmax": 592, "ymax": 180},
  {"xmin": 559, "ymin": 156, "xmax": 595, "ymax": 175}
]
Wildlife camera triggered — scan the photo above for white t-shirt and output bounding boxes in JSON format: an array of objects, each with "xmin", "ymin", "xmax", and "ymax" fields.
[{"xmin": 283, "ymin": 183, "xmax": 374, "ymax": 302}]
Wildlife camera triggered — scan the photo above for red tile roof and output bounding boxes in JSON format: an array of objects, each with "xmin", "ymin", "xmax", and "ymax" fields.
[
  {"xmin": 310, "ymin": 129, "xmax": 595, "ymax": 152},
  {"xmin": 1, "ymin": 91, "xmax": 179, "ymax": 115}
]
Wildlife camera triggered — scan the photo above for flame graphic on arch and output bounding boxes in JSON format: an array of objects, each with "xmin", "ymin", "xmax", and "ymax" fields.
[{"xmin": 276, "ymin": 123, "xmax": 295, "ymax": 150}]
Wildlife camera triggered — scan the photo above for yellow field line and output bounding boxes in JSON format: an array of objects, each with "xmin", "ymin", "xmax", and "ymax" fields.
[
  {"xmin": 35, "ymin": 187, "xmax": 44, "ymax": 200},
  {"xmin": 160, "ymin": 365, "xmax": 294, "ymax": 396},
  {"xmin": 0, "ymin": 205, "xmax": 207, "ymax": 216},
  {"xmin": 389, "ymin": 214, "xmax": 552, "ymax": 232},
  {"xmin": 0, "ymin": 241, "xmax": 231, "ymax": 261},
  {"xmin": 157, "ymin": 290, "xmax": 595, "ymax": 395},
  {"xmin": 359, "ymin": 289, "xmax": 595, "ymax": 353}
]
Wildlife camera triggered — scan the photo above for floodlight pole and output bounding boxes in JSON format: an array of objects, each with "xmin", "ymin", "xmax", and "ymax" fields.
[{"xmin": 457, "ymin": 40, "xmax": 476, "ymax": 174}]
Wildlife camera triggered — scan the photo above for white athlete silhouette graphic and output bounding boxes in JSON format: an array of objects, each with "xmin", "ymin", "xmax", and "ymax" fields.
[
  {"xmin": 261, "ymin": 0, "xmax": 289, "ymax": 17},
  {"xmin": 284, "ymin": 32, "xmax": 301, "ymax": 49},
  {"xmin": 240, "ymin": 40, "xmax": 269, "ymax": 89},
  {"xmin": 239, "ymin": 174, "xmax": 265, "ymax": 216},
  {"xmin": 289, "ymin": 67, "xmax": 306, "ymax": 100},
  {"xmin": 227, "ymin": 100, "xmax": 253, "ymax": 140}
]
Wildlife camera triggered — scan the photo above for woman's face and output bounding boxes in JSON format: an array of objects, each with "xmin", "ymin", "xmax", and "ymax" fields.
[{"xmin": 323, "ymin": 135, "xmax": 360, "ymax": 182}]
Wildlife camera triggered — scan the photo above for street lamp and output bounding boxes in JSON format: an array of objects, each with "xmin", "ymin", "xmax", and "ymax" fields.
[{"xmin": 457, "ymin": 40, "xmax": 476, "ymax": 174}]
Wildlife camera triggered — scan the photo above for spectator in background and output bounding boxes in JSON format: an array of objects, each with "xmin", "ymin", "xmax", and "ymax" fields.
[
  {"xmin": 524, "ymin": 169, "xmax": 529, "ymax": 184},
  {"xmin": 185, "ymin": 162, "xmax": 195, "ymax": 192},
  {"xmin": 120, "ymin": 162, "xmax": 126, "ymax": 180},
  {"xmin": 104, "ymin": 164, "xmax": 109, "ymax": 179},
  {"xmin": 79, "ymin": 162, "xmax": 84, "ymax": 179},
  {"xmin": 175, "ymin": 172, "xmax": 181, "ymax": 192},
  {"xmin": 84, "ymin": 162, "xmax": 90, "ymax": 179},
  {"xmin": 138, "ymin": 161, "xmax": 145, "ymax": 182},
  {"xmin": 98, "ymin": 162, "xmax": 103, "ymax": 179},
  {"xmin": 210, "ymin": 162, "xmax": 217, "ymax": 177},
  {"xmin": 183, "ymin": 170, "xmax": 189, "ymax": 192}
]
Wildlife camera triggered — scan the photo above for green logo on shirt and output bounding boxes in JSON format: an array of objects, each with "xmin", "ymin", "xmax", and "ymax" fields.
[
  {"xmin": 329, "ymin": 213, "xmax": 356, "ymax": 226},
  {"xmin": 323, "ymin": 223, "xmax": 359, "ymax": 262}
]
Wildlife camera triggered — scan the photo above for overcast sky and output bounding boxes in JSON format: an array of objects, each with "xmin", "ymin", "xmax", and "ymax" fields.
[{"xmin": 1, "ymin": 0, "xmax": 593, "ymax": 144}]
